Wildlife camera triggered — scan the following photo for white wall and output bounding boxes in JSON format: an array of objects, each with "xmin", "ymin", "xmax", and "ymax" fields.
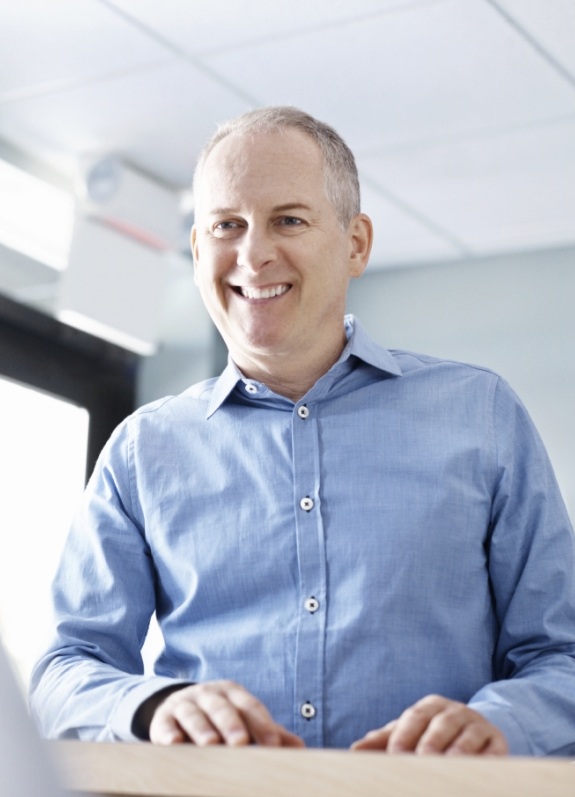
[{"xmin": 348, "ymin": 245, "xmax": 575, "ymax": 521}]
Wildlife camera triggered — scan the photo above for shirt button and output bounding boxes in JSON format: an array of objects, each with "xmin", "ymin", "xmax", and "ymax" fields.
[
  {"xmin": 301, "ymin": 702, "xmax": 316, "ymax": 720},
  {"xmin": 300, "ymin": 497, "xmax": 314, "ymax": 512},
  {"xmin": 245, "ymin": 383, "xmax": 258, "ymax": 394},
  {"xmin": 297, "ymin": 405, "xmax": 310, "ymax": 419},
  {"xmin": 304, "ymin": 597, "xmax": 320, "ymax": 613}
]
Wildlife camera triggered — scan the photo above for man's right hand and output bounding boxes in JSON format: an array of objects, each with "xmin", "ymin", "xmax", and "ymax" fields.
[{"xmin": 149, "ymin": 680, "xmax": 305, "ymax": 747}]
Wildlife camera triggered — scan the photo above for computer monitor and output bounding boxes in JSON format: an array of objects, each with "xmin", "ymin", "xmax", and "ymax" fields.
[{"xmin": 0, "ymin": 641, "xmax": 64, "ymax": 796}]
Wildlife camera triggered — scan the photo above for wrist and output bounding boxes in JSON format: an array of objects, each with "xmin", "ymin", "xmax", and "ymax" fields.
[{"xmin": 132, "ymin": 683, "xmax": 191, "ymax": 740}]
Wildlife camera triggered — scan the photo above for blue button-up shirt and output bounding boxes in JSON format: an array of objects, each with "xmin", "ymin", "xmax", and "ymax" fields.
[{"xmin": 31, "ymin": 316, "xmax": 575, "ymax": 755}]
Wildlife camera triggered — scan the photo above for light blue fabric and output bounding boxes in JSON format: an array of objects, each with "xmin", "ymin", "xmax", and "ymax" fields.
[{"xmin": 30, "ymin": 316, "xmax": 575, "ymax": 755}]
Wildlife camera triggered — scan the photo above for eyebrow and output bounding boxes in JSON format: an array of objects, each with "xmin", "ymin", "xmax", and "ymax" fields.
[
  {"xmin": 272, "ymin": 203, "xmax": 313, "ymax": 213},
  {"xmin": 207, "ymin": 202, "xmax": 313, "ymax": 216}
]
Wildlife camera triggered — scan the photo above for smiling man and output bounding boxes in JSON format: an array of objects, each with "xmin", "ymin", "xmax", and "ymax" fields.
[
  {"xmin": 31, "ymin": 107, "xmax": 575, "ymax": 757},
  {"xmin": 191, "ymin": 121, "xmax": 370, "ymax": 401}
]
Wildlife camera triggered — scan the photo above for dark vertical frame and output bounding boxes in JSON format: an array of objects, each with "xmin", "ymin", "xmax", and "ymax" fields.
[{"xmin": 0, "ymin": 294, "xmax": 137, "ymax": 481}]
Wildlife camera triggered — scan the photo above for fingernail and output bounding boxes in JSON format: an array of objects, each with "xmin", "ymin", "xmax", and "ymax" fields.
[
  {"xmin": 196, "ymin": 730, "xmax": 220, "ymax": 746},
  {"xmin": 159, "ymin": 731, "xmax": 182, "ymax": 746},
  {"xmin": 227, "ymin": 729, "xmax": 249, "ymax": 746}
]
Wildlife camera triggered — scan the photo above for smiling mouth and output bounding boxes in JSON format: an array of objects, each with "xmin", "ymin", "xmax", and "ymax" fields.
[{"xmin": 235, "ymin": 284, "xmax": 291, "ymax": 300}]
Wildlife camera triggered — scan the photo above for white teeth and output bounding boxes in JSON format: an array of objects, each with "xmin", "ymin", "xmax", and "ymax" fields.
[{"xmin": 240, "ymin": 284, "xmax": 289, "ymax": 300}]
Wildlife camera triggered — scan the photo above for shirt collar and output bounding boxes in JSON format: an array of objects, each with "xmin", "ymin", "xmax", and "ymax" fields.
[
  {"xmin": 341, "ymin": 314, "xmax": 402, "ymax": 376},
  {"xmin": 205, "ymin": 314, "xmax": 402, "ymax": 418}
]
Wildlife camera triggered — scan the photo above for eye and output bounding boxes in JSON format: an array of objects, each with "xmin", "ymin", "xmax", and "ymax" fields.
[
  {"xmin": 212, "ymin": 219, "xmax": 244, "ymax": 236},
  {"xmin": 278, "ymin": 216, "xmax": 304, "ymax": 227},
  {"xmin": 215, "ymin": 220, "xmax": 239, "ymax": 230}
]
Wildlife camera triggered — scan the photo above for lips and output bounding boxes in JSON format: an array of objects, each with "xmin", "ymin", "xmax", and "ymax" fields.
[{"xmin": 238, "ymin": 284, "xmax": 290, "ymax": 300}]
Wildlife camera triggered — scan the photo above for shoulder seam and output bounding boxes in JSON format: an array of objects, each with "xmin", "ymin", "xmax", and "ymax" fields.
[{"xmin": 389, "ymin": 349, "xmax": 500, "ymax": 377}]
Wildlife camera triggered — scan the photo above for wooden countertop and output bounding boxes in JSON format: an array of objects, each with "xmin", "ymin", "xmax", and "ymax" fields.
[{"xmin": 48, "ymin": 740, "xmax": 575, "ymax": 797}]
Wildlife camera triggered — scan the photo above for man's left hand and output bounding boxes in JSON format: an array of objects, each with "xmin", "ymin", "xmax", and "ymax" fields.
[{"xmin": 350, "ymin": 695, "xmax": 508, "ymax": 755}]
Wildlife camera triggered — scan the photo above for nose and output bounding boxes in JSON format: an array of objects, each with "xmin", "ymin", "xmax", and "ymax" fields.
[{"xmin": 236, "ymin": 226, "xmax": 277, "ymax": 273}]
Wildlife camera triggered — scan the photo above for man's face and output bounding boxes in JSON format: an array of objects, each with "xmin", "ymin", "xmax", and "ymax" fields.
[{"xmin": 192, "ymin": 129, "xmax": 369, "ymax": 372}]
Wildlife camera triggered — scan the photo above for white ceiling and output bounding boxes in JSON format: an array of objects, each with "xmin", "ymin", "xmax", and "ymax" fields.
[{"xmin": 1, "ymin": 0, "xmax": 575, "ymax": 274}]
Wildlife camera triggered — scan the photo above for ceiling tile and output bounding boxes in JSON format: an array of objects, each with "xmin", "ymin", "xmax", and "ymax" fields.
[
  {"xmin": 0, "ymin": 0, "xmax": 172, "ymax": 101},
  {"xmin": 105, "ymin": 0, "xmax": 428, "ymax": 56},
  {"xmin": 359, "ymin": 118, "xmax": 575, "ymax": 255},
  {"xmin": 201, "ymin": 0, "xmax": 575, "ymax": 152},
  {"xmin": 0, "ymin": 63, "xmax": 250, "ymax": 186},
  {"xmin": 1, "ymin": 0, "xmax": 575, "ymax": 272},
  {"xmin": 495, "ymin": 0, "xmax": 575, "ymax": 78},
  {"xmin": 360, "ymin": 184, "xmax": 463, "ymax": 269}
]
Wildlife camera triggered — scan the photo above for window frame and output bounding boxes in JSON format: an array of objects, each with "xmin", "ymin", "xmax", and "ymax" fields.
[{"xmin": 0, "ymin": 293, "xmax": 137, "ymax": 480}]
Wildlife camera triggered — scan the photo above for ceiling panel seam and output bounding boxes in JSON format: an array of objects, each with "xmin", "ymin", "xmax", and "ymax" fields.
[
  {"xmin": 359, "ymin": 173, "xmax": 473, "ymax": 257},
  {"xmin": 95, "ymin": 0, "xmax": 261, "ymax": 106},
  {"xmin": 484, "ymin": 0, "xmax": 575, "ymax": 92},
  {"xmin": 355, "ymin": 112, "xmax": 575, "ymax": 159},
  {"xmin": 0, "ymin": 62, "xmax": 174, "ymax": 107},
  {"xmin": 151, "ymin": 0, "xmax": 448, "ymax": 59}
]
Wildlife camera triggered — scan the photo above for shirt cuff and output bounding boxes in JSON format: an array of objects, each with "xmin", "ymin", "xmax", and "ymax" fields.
[{"xmin": 469, "ymin": 700, "xmax": 533, "ymax": 755}]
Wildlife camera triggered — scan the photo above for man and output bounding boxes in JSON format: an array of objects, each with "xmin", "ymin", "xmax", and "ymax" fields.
[{"xmin": 31, "ymin": 107, "xmax": 575, "ymax": 756}]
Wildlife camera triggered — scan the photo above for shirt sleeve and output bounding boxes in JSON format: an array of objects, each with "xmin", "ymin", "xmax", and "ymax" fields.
[
  {"xmin": 29, "ymin": 420, "xmax": 189, "ymax": 741},
  {"xmin": 468, "ymin": 377, "xmax": 575, "ymax": 756}
]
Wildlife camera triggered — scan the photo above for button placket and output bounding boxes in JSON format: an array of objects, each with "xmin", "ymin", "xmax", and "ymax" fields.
[{"xmin": 292, "ymin": 393, "xmax": 325, "ymax": 746}]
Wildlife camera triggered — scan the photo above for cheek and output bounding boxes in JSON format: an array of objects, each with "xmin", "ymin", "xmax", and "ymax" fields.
[
  {"xmin": 195, "ymin": 247, "xmax": 228, "ymax": 285},
  {"xmin": 196, "ymin": 264, "xmax": 233, "ymax": 317},
  {"xmin": 310, "ymin": 251, "xmax": 349, "ymax": 290}
]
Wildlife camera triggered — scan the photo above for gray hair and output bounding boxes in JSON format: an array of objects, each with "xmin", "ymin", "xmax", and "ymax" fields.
[{"xmin": 193, "ymin": 106, "xmax": 360, "ymax": 229}]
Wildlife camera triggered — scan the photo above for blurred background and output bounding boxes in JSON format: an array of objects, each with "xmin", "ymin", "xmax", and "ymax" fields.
[{"xmin": 1, "ymin": 0, "xmax": 574, "ymax": 687}]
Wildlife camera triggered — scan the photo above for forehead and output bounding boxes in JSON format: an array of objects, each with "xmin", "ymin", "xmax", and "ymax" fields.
[{"xmin": 195, "ymin": 129, "xmax": 326, "ymax": 211}]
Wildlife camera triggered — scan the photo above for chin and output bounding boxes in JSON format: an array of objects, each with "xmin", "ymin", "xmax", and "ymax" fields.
[{"xmin": 240, "ymin": 322, "xmax": 289, "ymax": 347}]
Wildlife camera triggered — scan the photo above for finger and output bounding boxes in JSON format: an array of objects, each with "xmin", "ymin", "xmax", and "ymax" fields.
[
  {"xmin": 350, "ymin": 721, "xmax": 396, "ymax": 751},
  {"xmin": 280, "ymin": 730, "xmax": 306, "ymax": 747},
  {"xmin": 220, "ymin": 683, "xmax": 279, "ymax": 745},
  {"xmin": 151, "ymin": 683, "xmax": 251, "ymax": 746},
  {"xmin": 150, "ymin": 681, "xmax": 305, "ymax": 748},
  {"xmin": 386, "ymin": 696, "xmax": 449, "ymax": 753},
  {"xmin": 194, "ymin": 688, "xmax": 255, "ymax": 746},
  {"xmin": 443, "ymin": 723, "xmax": 509, "ymax": 756},
  {"xmin": 149, "ymin": 709, "xmax": 187, "ymax": 745},
  {"xmin": 413, "ymin": 703, "xmax": 509, "ymax": 756},
  {"xmin": 482, "ymin": 733, "xmax": 509, "ymax": 756},
  {"xmin": 152, "ymin": 696, "xmax": 228, "ymax": 746},
  {"xmin": 415, "ymin": 707, "xmax": 472, "ymax": 754},
  {"xmin": 223, "ymin": 683, "xmax": 304, "ymax": 747},
  {"xmin": 412, "ymin": 698, "xmax": 489, "ymax": 754}
]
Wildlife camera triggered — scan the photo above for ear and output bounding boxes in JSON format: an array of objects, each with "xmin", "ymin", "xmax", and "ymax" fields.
[
  {"xmin": 347, "ymin": 213, "xmax": 373, "ymax": 278},
  {"xmin": 191, "ymin": 225, "xmax": 200, "ymax": 285}
]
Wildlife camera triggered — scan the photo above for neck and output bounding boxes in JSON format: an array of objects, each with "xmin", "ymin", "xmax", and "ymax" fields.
[{"xmin": 231, "ymin": 334, "xmax": 348, "ymax": 403}]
